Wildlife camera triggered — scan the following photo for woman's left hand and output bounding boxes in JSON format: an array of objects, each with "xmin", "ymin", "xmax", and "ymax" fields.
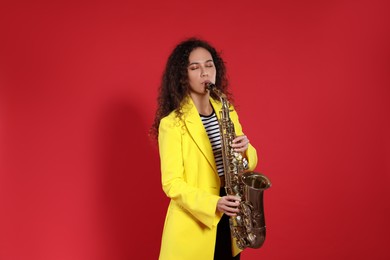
[{"xmin": 231, "ymin": 135, "xmax": 250, "ymax": 153}]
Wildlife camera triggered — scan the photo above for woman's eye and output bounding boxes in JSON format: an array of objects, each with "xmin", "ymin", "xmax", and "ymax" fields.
[
  {"xmin": 189, "ymin": 66, "xmax": 199, "ymax": 70},
  {"xmin": 206, "ymin": 63, "xmax": 214, "ymax": 67}
]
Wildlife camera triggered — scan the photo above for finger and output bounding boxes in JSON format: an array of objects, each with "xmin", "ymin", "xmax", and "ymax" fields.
[
  {"xmin": 231, "ymin": 141, "xmax": 246, "ymax": 148},
  {"xmin": 221, "ymin": 205, "xmax": 240, "ymax": 214},
  {"xmin": 224, "ymin": 207, "xmax": 240, "ymax": 214},
  {"xmin": 225, "ymin": 195, "xmax": 241, "ymax": 202},
  {"xmin": 234, "ymin": 147, "xmax": 247, "ymax": 153},
  {"xmin": 230, "ymin": 143, "xmax": 239, "ymax": 148},
  {"xmin": 222, "ymin": 210, "xmax": 236, "ymax": 216},
  {"xmin": 232, "ymin": 137, "xmax": 249, "ymax": 148},
  {"xmin": 233, "ymin": 135, "xmax": 246, "ymax": 143},
  {"xmin": 224, "ymin": 201, "xmax": 240, "ymax": 208},
  {"xmin": 218, "ymin": 200, "xmax": 237, "ymax": 210},
  {"xmin": 221, "ymin": 199, "xmax": 240, "ymax": 209}
]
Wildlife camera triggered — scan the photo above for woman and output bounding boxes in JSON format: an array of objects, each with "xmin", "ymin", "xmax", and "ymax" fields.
[{"xmin": 151, "ymin": 38, "xmax": 258, "ymax": 260}]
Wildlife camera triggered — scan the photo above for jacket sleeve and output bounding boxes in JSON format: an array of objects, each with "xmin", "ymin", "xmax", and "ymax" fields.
[
  {"xmin": 158, "ymin": 116, "xmax": 223, "ymax": 229},
  {"xmin": 229, "ymin": 108, "xmax": 258, "ymax": 171}
]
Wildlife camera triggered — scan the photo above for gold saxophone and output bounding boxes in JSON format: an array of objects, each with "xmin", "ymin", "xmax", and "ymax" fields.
[{"xmin": 206, "ymin": 82, "xmax": 272, "ymax": 250}]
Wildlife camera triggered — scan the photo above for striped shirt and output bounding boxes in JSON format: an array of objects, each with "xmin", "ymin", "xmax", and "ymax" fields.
[{"xmin": 200, "ymin": 110, "xmax": 224, "ymax": 176}]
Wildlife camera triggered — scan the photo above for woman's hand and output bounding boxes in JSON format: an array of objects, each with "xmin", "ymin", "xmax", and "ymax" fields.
[
  {"xmin": 217, "ymin": 195, "xmax": 241, "ymax": 216},
  {"xmin": 231, "ymin": 135, "xmax": 250, "ymax": 153}
]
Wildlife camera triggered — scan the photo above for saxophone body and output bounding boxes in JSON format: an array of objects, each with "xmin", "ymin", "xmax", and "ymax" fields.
[{"xmin": 206, "ymin": 82, "xmax": 272, "ymax": 250}]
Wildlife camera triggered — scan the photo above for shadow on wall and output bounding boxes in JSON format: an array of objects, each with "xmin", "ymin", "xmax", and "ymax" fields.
[{"xmin": 95, "ymin": 96, "xmax": 166, "ymax": 260}]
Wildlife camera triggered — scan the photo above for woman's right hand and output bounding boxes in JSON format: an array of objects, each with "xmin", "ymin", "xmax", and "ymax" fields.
[{"xmin": 217, "ymin": 195, "xmax": 241, "ymax": 216}]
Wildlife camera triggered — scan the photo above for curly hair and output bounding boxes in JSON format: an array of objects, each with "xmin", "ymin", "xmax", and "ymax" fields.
[{"xmin": 150, "ymin": 37, "xmax": 233, "ymax": 140}]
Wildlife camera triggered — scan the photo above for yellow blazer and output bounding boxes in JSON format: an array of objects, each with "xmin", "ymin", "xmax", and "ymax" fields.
[{"xmin": 158, "ymin": 96, "xmax": 258, "ymax": 260}]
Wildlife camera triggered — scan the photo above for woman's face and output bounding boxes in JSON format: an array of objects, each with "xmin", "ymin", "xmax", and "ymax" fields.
[{"xmin": 187, "ymin": 47, "xmax": 216, "ymax": 96}]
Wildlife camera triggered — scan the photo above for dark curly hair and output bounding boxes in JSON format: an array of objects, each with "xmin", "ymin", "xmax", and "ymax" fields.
[{"xmin": 150, "ymin": 37, "xmax": 233, "ymax": 140}]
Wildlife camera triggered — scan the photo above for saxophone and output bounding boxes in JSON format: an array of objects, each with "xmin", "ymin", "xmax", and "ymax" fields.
[{"xmin": 206, "ymin": 82, "xmax": 272, "ymax": 250}]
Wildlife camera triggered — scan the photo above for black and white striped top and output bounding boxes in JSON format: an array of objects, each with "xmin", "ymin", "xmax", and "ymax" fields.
[{"xmin": 200, "ymin": 110, "xmax": 224, "ymax": 176}]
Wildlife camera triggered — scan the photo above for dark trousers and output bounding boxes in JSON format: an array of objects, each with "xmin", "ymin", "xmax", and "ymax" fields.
[{"xmin": 214, "ymin": 188, "xmax": 241, "ymax": 260}]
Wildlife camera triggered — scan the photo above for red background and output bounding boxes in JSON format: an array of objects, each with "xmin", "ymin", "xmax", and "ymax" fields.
[{"xmin": 1, "ymin": 0, "xmax": 389, "ymax": 259}]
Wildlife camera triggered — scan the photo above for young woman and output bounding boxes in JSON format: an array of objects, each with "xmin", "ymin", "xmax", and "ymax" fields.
[{"xmin": 151, "ymin": 38, "xmax": 258, "ymax": 260}]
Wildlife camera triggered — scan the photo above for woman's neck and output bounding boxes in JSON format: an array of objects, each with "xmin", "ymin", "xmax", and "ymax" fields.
[{"xmin": 190, "ymin": 93, "xmax": 213, "ymax": 115}]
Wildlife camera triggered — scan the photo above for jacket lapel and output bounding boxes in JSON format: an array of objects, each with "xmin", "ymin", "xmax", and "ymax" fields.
[{"xmin": 183, "ymin": 97, "xmax": 220, "ymax": 174}]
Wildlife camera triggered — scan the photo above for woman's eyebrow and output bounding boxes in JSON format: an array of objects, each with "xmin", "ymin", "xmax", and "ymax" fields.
[{"xmin": 188, "ymin": 59, "xmax": 214, "ymax": 66}]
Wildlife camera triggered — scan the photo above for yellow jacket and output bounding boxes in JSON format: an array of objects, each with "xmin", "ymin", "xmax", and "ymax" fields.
[{"xmin": 158, "ymin": 96, "xmax": 258, "ymax": 260}]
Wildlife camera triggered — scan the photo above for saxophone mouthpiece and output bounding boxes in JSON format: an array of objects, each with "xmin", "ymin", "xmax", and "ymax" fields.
[{"xmin": 205, "ymin": 81, "xmax": 215, "ymax": 91}]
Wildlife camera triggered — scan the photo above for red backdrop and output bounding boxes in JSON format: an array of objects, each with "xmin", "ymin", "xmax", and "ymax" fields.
[{"xmin": 1, "ymin": 0, "xmax": 389, "ymax": 259}]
